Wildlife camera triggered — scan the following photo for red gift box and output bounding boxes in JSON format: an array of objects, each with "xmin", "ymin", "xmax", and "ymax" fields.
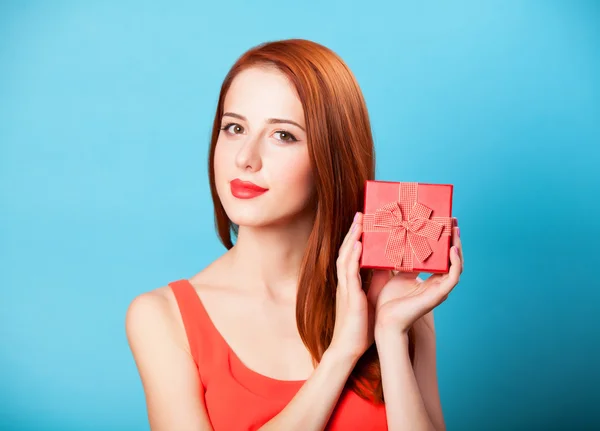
[{"xmin": 360, "ymin": 180, "xmax": 456, "ymax": 273}]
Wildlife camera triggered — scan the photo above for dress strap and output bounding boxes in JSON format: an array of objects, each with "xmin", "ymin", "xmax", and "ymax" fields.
[{"xmin": 168, "ymin": 279, "xmax": 229, "ymax": 377}]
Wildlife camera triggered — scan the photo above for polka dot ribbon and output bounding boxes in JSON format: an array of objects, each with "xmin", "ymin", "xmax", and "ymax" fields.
[{"xmin": 363, "ymin": 182, "xmax": 453, "ymax": 271}]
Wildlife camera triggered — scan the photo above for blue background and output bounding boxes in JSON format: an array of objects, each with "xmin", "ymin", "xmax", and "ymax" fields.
[{"xmin": 1, "ymin": 1, "xmax": 599, "ymax": 430}]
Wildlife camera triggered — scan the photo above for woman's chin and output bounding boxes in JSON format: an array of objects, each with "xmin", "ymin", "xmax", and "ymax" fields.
[
  {"xmin": 227, "ymin": 210, "xmax": 297, "ymax": 230},
  {"xmin": 227, "ymin": 211, "xmax": 273, "ymax": 228},
  {"xmin": 222, "ymin": 197, "xmax": 314, "ymax": 230},
  {"xmin": 230, "ymin": 218, "xmax": 267, "ymax": 228}
]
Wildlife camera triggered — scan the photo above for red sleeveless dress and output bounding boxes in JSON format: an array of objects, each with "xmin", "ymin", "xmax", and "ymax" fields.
[{"xmin": 169, "ymin": 279, "xmax": 388, "ymax": 430}]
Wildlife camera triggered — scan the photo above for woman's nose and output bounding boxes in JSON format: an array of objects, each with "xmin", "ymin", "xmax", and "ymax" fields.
[{"xmin": 234, "ymin": 135, "xmax": 263, "ymax": 172}]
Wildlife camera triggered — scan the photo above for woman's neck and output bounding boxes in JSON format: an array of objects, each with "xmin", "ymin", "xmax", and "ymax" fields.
[{"xmin": 227, "ymin": 212, "xmax": 314, "ymax": 302}]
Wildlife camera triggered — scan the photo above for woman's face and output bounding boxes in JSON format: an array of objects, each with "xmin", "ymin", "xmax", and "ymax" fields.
[{"xmin": 214, "ymin": 66, "xmax": 314, "ymax": 228}]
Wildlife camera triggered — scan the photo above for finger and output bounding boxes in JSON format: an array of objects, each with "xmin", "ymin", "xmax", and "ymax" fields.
[
  {"xmin": 346, "ymin": 239, "xmax": 364, "ymax": 295},
  {"xmin": 417, "ymin": 246, "xmax": 461, "ymax": 310},
  {"xmin": 448, "ymin": 244, "xmax": 461, "ymax": 283},
  {"xmin": 337, "ymin": 213, "xmax": 359, "ymax": 278},
  {"xmin": 436, "ymin": 246, "xmax": 462, "ymax": 299},
  {"xmin": 424, "ymin": 273, "xmax": 444, "ymax": 285},
  {"xmin": 337, "ymin": 213, "xmax": 363, "ymax": 280},
  {"xmin": 342, "ymin": 212, "xmax": 362, "ymax": 247},
  {"xmin": 452, "ymin": 226, "xmax": 463, "ymax": 272}
]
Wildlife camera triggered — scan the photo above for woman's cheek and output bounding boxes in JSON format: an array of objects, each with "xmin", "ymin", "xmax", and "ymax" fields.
[
  {"xmin": 275, "ymin": 158, "xmax": 313, "ymax": 199},
  {"xmin": 213, "ymin": 142, "xmax": 234, "ymax": 182}
]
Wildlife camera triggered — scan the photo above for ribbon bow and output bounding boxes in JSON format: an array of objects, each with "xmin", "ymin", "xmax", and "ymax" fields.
[{"xmin": 363, "ymin": 182, "xmax": 452, "ymax": 271}]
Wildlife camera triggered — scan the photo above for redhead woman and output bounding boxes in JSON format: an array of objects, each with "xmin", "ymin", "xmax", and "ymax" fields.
[{"xmin": 126, "ymin": 38, "xmax": 464, "ymax": 431}]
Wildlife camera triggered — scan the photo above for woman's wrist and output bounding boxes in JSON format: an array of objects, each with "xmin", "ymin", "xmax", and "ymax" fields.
[
  {"xmin": 374, "ymin": 324, "xmax": 409, "ymax": 346},
  {"xmin": 258, "ymin": 343, "xmax": 362, "ymax": 430},
  {"xmin": 322, "ymin": 346, "xmax": 361, "ymax": 372},
  {"xmin": 375, "ymin": 313, "xmax": 434, "ymax": 344}
]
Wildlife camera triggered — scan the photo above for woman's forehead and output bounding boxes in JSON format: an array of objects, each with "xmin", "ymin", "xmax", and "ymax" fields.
[{"xmin": 224, "ymin": 67, "xmax": 304, "ymax": 124}]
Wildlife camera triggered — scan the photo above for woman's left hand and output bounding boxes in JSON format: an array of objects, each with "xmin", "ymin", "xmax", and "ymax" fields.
[{"xmin": 366, "ymin": 223, "xmax": 463, "ymax": 336}]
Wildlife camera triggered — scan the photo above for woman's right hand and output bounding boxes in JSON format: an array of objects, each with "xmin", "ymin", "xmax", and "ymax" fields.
[{"xmin": 328, "ymin": 212, "xmax": 374, "ymax": 362}]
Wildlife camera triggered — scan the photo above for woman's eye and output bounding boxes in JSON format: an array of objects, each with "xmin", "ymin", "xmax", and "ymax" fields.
[
  {"xmin": 221, "ymin": 123, "xmax": 244, "ymax": 134},
  {"xmin": 274, "ymin": 131, "xmax": 298, "ymax": 142}
]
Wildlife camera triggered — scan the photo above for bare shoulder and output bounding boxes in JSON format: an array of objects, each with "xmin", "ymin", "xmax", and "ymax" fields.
[
  {"xmin": 125, "ymin": 285, "xmax": 177, "ymax": 321},
  {"xmin": 126, "ymin": 285, "xmax": 172, "ymax": 319},
  {"xmin": 125, "ymin": 285, "xmax": 187, "ymax": 352},
  {"xmin": 125, "ymin": 255, "xmax": 230, "ymax": 357},
  {"xmin": 124, "ymin": 284, "xmax": 212, "ymax": 430}
]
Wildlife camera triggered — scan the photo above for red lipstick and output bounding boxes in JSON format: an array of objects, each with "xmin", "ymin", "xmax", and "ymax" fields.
[{"xmin": 230, "ymin": 178, "xmax": 268, "ymax": 199}]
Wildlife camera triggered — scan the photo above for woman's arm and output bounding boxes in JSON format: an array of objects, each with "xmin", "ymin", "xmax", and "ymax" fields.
[
  {"xmin": 126, "ymin": 290, "xmax": 361, "ymax": 431},
  {"xmin": 369, "ymin": 228, "xmax": 462, "ymax": 431},
  {"xmin": 411, "ymin": 310, "xmax": 446, "ymax": 431},
  {"xmin": 258, "ymin": 349, "xmax": 357, "ymax": 430},
  {"xmin": 127, "ymin": 215, "xmax": 371, "ymax": 430},
  {"xmin": 126, "ymin": 291, "xmax": 214, "ymax": 431},
  {"xmin": 375, "ymin": 309, "xmax": 445, "ymax": 431},
  {"xmin": 259, "ymin": 213, "xmax": 371, "ymax": 430}
]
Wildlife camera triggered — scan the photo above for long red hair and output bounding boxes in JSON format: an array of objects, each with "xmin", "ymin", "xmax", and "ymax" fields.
[{"xmin": 207, "ymin": 39, "xmax": 415, "ymax": 403}]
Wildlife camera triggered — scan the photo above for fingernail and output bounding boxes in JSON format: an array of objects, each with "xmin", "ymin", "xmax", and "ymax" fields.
[
  {"xmin": 354, "ymin": 212, "xmax": 359, "ymax": 221},
  {"xmin": 457, "ymin": 227, "xmax": 460, "ymax": 238},
  {"xmin": 454, "ymin": 246, "xmax": 459, "ymax": 255}
]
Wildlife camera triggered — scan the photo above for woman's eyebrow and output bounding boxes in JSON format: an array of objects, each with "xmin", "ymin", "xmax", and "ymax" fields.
[
  {"xmin": 223, "ymin": 112, "xmax": 305, "ymax": 132},
  {"xmin": 266, "ymin": 118, "xmax": 306, "ymax": 132}
]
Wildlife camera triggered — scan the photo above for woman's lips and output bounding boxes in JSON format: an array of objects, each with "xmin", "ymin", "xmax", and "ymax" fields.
[{"xmin": 230, "ymin": 178, "xmax": 268, "ymax": 199}]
